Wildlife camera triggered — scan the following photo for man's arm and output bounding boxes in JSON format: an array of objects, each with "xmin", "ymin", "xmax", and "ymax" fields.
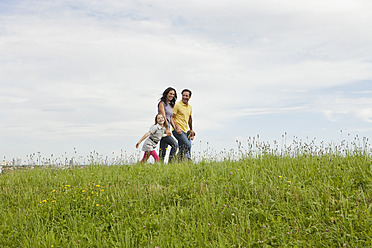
[{"xmin": 188, "ymin": 115, "xmax": 195, "ymax": 136}]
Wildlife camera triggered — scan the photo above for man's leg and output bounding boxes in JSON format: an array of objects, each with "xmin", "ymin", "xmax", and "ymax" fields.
[
  {"xmin": 186, "ymin": 138, "xmax": 192, "ymax": 159},
  {"xmin": 172, "ymin": 130, "xmax": 191, "ymax": 160}
]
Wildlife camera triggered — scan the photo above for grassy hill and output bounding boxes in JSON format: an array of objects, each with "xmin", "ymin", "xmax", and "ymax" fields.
[{"xmin": 0, "ymin": 151, "xmax": 371, "ymax": 247}]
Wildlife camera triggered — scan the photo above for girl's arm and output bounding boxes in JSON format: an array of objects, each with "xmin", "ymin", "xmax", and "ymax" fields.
[{"xmin": 136, "ymin": 131, "xmax": 151, "ymax": 148}]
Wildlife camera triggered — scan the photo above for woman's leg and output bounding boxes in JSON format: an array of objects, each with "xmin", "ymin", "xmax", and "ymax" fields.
[
  {"xmin": 159, "ymin": 137, "xmax": 167, "ymax": 161},
  {"xmin": 168, "ymin": 137, "xmax": 178, "ymax": 163},
  {"xmin": 159, "ymin": 136, "xmax": 178, "ymax": 163}
]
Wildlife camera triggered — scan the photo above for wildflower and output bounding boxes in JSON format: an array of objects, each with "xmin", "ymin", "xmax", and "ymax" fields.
[
  {"xmin": 14, "ymin": 228, "xmax": 17, "ymax": 231},
  {"xmin": 340, "ymin": 214, "xmax": 344, "ymax": 217},
  {"xmin": 96, "ymin": 204, "xmax": 99, "ymax": 207},
  {"xmin": 42, "ymin": 200, "xmax": 47, "ymax": 203},
  {"xmin": 96, "ymin": 185, "xmax": 100, "ymax": 187},
  {"xmin": 52, "ymin": 190, "xmax": 56, "ymax": 193},
  {"xmin": 286, "ymin": 232, "xmax": 290, "ymax": 235},
  {"xmin": 101, "ymin": 189, "xmax": 104, "ymax": 192},
  {"xmin": 232, "ymin": 213, "xmax": 235, "ymax": 216},
  {"xmin": 230, "ymin": 172, "xmax": 232, "ymax": 175},
  {"xmin": 82, "ymin": 190, "xmax": 85, "ymax": 192},
  {"xmin": 208, "ymin": 223, "xmax": 211, "ymax": 226},
  {"xmin": 143, "ymin": 226, "xmax": 146, "ymax": 228},
  {"xmin": 278, "ymin": 176, "xmax": 282, "ymax": 178},
  {"xmin": 65, "ymin": 185, "xmax": 70, "ymax": 187},
  {"xmin": 221, "ymin": 212, "xmax": 224, "ymax": 214},
  {"xmin": 325, "ymin": 229, "xmax": 329, "ymax": 232},
  {"xmin": 51, "ymin": 200, "xmax": 55, "ymax": 203},
  {"xmin": 287, "ymin": 181, "xmax": 291, "ymax": 183}
]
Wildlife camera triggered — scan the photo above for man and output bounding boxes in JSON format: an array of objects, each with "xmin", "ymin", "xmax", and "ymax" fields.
[{"xmin": 172, "ymin": 89, "xmax": 195, "ymax": 161}]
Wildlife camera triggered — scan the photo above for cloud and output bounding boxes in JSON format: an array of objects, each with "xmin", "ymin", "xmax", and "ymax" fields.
[
  {"xmin": 315, "ymin": 95, "xmax": 372, "ymax": 123},
  {"xmin": 1, "ymin": 0, "xmax": 372, "ymax": 158}
]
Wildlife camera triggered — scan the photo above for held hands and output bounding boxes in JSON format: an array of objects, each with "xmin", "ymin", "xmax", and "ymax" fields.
[{"xmin": 176, "ymin": 126, "xmax": 182, "ymax": 135}]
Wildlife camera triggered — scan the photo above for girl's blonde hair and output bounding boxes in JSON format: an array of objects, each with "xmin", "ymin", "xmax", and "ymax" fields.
[{"xmin": 155, "ymin": 113, "xmax": 168, "ymax": 129}]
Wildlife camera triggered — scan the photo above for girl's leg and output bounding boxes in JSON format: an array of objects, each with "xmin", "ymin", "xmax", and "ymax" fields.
[
  {"xmin": 140, "ymin": 151, "xmax": 150, "ymax": 163},
  {"xmin": 150, "ymin": 150, "xmax": 160, "ymax": 162}
]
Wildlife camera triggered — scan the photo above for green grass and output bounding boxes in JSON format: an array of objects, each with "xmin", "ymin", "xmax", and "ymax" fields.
[{"xmin": 0, "ymin": 153, "xmax": 371, "ymax": 247}]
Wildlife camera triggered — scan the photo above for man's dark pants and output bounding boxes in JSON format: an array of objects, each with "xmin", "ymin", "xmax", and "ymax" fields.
[{"xmin": 172, "ymin": 130, "xmax": 191, "ymax": 160}]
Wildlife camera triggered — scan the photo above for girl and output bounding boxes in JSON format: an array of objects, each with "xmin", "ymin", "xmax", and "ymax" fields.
[
  {"xmin": 158, "ymin": 87, "xmax": 178, "ymax": 162},
  {"xmin": 136, "ymin": 114, "xmax": 170, "ymax": 163}
]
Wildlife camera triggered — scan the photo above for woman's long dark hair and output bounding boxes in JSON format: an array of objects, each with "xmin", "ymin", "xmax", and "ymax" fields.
[{"xmin": 160, "ymin": 87, "xmax": 177, "ymax": 107}]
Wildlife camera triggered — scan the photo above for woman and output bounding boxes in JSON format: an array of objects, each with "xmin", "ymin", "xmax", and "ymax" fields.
[{"xmin": 158, "ymin": 87, "xmax": 178, "ymax": 162}]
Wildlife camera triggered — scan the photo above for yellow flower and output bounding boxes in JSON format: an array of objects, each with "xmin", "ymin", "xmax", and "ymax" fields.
[
  {"xmin": 43, "ymin": 200, "xmax": 47, "ymax": 203},
  {"xmin": 287, "ymin": 181, "xmax": 291, "ymax": 183},
  {"xmin": 82, "ymin": 190, "xmax": 85, "ymax": 193},
  {"xmin": 52, "ymin": 190, "xmax": 56, "ymax": 193},
  {"xmin": 96, "ymin": 204, "xmax": 99, "ymax": 207},
  {"xmin": 278, "ymin": 176, "xmax": 282, "ymax": 178},
  {"xmin": 96, "ymin": 185, "xmax": 100, "ymax": 187},
  {"xmin": 100, "ymin": 189, "xmax": 104, "ymax": 192},
  {"xmin": 65, "ymin": 185, "xmax": 70, "ymax": 187},
  {"xmin": 87, "ymin": 197, "xmax": 90, "ymax": 200},
  {"xmin": 91, "ymin": 191, "xmax": 94, "ymax": 194},
  {"xmin": 51, "ymin": 200, "xmax": 55, "ymax": 203}
]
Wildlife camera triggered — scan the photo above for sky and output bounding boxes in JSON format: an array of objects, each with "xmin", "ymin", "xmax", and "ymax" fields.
[{"xmin": 1, "ymin": 0, "xmax": 372, "ymax": 163}]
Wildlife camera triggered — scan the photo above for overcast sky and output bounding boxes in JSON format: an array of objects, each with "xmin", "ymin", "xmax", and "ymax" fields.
[{"xmin": 1, "ymin": 0, "xmax": 372, "ymax": 162}]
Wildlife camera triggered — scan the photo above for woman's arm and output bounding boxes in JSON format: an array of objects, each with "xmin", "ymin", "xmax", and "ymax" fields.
[
  {"xmin": 136, "ymin": 131, "xmax": 151, "ymax": 148},
  {"xmin": 158, "ymin": 102, "xmax": 171, "ymax": 135}
]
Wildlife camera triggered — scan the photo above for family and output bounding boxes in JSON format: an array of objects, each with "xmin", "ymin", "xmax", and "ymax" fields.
[{"xmin": 135, "ymin": 87, "xmax": 196, "ymax": 163}]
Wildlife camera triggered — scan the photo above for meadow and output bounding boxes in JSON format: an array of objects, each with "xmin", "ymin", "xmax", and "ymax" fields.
[{"xmin": 0, "ymin": 137, "xmax": 371, "ymax": 247}]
